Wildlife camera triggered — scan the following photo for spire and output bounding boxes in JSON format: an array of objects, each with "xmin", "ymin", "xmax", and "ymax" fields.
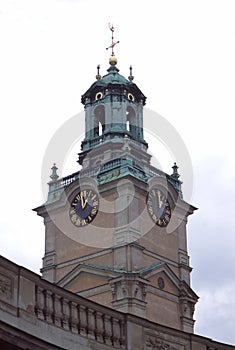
[{"xmin": 106, "ymin": 23, "xmax": 119, "ymax": 66}]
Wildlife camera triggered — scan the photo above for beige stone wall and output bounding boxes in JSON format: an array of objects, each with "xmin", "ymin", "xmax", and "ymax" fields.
[
  {"xmin": 36, "ymin": 175, "xmax": 196, "ymax": 334},
  {"xmin": 145, "ymin": 292, "xmax": 180, "ymax": 329}
]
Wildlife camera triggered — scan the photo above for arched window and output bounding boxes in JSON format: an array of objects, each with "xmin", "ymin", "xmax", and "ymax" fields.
[
  {"xmin": 94, "ymin": 105, "xmax": 105, "ymax": 137},
  {"xmin": 99, "ymin": 122, "xmax": 103, "ymax": 136},
  {"xmin": 126, "ymin": 106, "xmax": 137, "ymax": 138}
]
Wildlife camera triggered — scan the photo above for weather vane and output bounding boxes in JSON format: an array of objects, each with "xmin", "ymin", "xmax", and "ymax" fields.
[{"xmin": 106, "ymin": 23, "xmax": 119, "ymax": 56}]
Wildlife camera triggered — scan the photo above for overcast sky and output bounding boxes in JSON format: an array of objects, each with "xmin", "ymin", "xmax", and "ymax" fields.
[{"xmin": 0, "ymin": 0, "xmax": 235, "ymax": 345}]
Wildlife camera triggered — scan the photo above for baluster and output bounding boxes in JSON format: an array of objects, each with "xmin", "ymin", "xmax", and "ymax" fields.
[
  {"xmin": 112, "ymin": 318, "xmax": 121, "ymax": 348},
  {"xmin": 79, "ymin": 305, "xmax": 88, "ymax": 336},
  {"xmin": 95, "ymin": 311, "xmax": 104, "ymax": 343},
  {"xmin": 34, "ymin": 285, "xmax": 44, "ymax": 320},
  {"xmin": 103, "ymin": 314, "xmax": 112, "ymax": 345},
  {"xmin": 61, "ymin": 297, "xmax": 70, "ymax": 330},
  {"xmin": 87, "ymin": 308, "xmax": 95, "ymax": 340},
  {"xmin": 43, "ymin": 290, "xmax": 53, "ymax": 323},
  {"xmin": 69, "ymin": 301, "xmax": 79, "ymax": 333},
  {"xmin": 52, "ymin": 294, "xmax": 61, "ymax": 327}
]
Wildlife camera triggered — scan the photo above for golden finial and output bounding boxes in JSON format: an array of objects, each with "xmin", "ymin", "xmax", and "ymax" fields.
[{"xmin": 106, "ymin": 23, "xmax": 119, "ymax": 65}]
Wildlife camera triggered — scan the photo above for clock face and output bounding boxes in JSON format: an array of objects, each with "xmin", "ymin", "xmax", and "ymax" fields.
[
  {"xmin": 69, "ymin": 189, "xmax": 99, "ymax": 227},
  {"xmin": 146, "ymin": 188, "xmax": 171, "ymax": 227}
]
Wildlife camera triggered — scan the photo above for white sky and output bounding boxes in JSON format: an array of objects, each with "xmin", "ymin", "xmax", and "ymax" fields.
[{"xmin": 0, "ymin": 0, "xmax": 235, "ymax": 345}]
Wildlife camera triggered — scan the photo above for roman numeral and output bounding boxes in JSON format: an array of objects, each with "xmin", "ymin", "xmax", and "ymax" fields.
[{"xmin": 91, "ymin": 208, "xmax": 97, "ymax": 215}]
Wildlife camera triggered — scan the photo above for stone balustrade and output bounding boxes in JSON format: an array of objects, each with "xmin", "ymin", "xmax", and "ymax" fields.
[
  {"xmin": 0, "ymin": 256, "xmax": 125, "ymax": 349},
  {"xmin": 0, "ymin": 255, "xmax": 234, "ymax": 350},
  {"xmin": 34, "ymin": 283, "xmax": 125, "ymax": 347}
]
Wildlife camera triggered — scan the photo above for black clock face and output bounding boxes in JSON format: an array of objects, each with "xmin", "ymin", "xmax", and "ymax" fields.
[
  {"xmin": 69, "ymin": 189, "xmax": 99, "ymax": 227},
  {"xmin": 146, "ymin": 188, "xmax": 171, "ymax": 227}
]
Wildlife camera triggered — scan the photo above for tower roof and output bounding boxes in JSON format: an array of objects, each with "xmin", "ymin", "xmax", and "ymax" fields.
[
  {"xmin": 81, "ymin": 63, "xmax": 146, "ymax": 105},
  {"xmin": 94, "ymin": 65, "xmax": 130, "ymax": 85},
  {"xmin": 82, "ymin": 24, "xmax": 146, "ymax": 105}
]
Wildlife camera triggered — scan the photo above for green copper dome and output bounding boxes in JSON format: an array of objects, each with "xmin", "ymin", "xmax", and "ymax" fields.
[
  {"xmin": 95, "ymin": 66, "xmax": 130, "ymax": 85},
  {"xmin": 81, "ymin": 64, "xmax": 146, "ymax": 105}
]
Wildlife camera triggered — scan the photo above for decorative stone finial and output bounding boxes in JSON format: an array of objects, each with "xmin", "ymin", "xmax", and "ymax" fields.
[
  {"xmin": 171, "ymin": 162, "xmax": 180, "ymax": 179},
  {"xmin": 106, "ymin": 23, "xmax": 119, "ymax": 66},
  {"xmin": 96, "ymin": 64, "xmax": 101, "ymax": 80},
  {"xmin": 128, "ymin": 65, "xmax": 134, "ymax": 81},
  {"xmin": 50, "ymin": 163, "xmax": 59, "ymax": 182}
]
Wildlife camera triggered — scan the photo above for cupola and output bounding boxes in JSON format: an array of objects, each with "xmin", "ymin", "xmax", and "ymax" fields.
[{"xmin": 79, "ymin": 26, "xmax": 147, "ymax": 165}]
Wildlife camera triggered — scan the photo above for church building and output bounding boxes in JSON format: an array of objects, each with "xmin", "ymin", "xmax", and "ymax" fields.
[{"xmin": 0, "ymin": 27, "xmax": 234, "ymax": 350}]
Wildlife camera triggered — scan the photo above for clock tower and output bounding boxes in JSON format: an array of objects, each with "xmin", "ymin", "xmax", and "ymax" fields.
[{"xmin": 34, "ymin": 30, "xmax": 198, "ymax": 333}]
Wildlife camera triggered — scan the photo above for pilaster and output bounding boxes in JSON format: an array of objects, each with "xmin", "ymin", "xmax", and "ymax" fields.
[
  {"xmin": 109, "ymin": 274, "xmax": 149, "ymax": 318},
  {"xmin": 41, "ymin": 217, "xmax": 57, "ymax": 283},
  {"xmin": 114, "ymin": 179, "xmax": 141, "ymax": 245}
]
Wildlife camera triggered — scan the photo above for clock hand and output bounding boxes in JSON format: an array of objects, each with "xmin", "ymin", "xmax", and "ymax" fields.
[
  {"xmin": 81, "ymin": 193, "xmax": 88, "ymax": 209},
  {"xmin": 82, "ymin": 199, "xmax": 88, "ymax": 209},
  {"xmin": 157, "ymin": 190, "xmax": 163, "ymax": 209},
  {"xmin": 81, "ymin": 193, "xmax": 86, "ymax": 209},
  {"xmin": 80, "ymin": 193, "xmax": 84, "ymax": 208}
]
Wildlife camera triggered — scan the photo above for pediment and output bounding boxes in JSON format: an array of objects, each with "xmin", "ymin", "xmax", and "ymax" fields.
[
  {"xmin": 57, "ymin": 263, "xmax": 118, "ymax": 293},
  {"xmin": 140, "ymin": 263, "xmax": 179, "ymax": 295},
  {"xmin": 140, "ymin": 263, "xmax": 198, "ymax": 301},
  {"xmin": 56, "ymin": 261, "xmax": 198, "ymax": 302}
]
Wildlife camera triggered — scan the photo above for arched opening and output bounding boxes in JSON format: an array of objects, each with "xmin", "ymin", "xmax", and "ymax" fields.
[
  {"xmin": 126, "ymin": 106, "xmax": 137, "ymax": 138},
  {"xmin": 94, "ymin": 105, "xmax": 105, "ymax": 137}
]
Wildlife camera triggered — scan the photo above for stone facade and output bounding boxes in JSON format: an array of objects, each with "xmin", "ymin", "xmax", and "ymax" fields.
[
  {"xmin": 0, "ymin": 256, "xmax": 234, "ymax": 350},
  {"xmin": 3, "ymin": 53, "xmax": 233, "ymax": 349},
  {"xmin": 35, "ymin": 172, "xmax": 198, "ymax": 332},
  {"xmin": 34, "ymin": 58, "xmax": 198, "ymax": 333}
]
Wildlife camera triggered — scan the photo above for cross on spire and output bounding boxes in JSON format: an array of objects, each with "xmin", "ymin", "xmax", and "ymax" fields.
[{"xmin": 106, "ymin": 23, "xmax": 119, "ymax": 56}]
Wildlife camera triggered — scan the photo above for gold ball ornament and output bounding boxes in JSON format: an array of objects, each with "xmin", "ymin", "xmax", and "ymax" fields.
[{"xmin": 109, "ymin": 55, "xmax": 117, "ymax": 66}]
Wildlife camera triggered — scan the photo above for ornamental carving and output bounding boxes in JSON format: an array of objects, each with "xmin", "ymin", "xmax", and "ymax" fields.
[
  {"xmin": 145, "ymin": 336, "xmax": 183, "ymax": 350},
  {"xmin": 0, "ymin": 273, "xmax": 12, "ymax": 299}
]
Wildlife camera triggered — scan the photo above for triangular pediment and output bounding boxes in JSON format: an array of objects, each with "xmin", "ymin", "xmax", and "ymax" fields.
[
  {"xmin": 140, "ymin": 262, "xmax": 198, "ymax": 301},
  {"xmin": 140, "ymin": 263, "xmax": 179, "ymax": 294},
  {"xmin": 57, "ymin": 263, "xmax": 119, "ymax": 293}
]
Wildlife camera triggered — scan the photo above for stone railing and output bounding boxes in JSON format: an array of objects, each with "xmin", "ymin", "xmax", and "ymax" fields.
[
  {"xmin": 47, "ymin": 161, "xmax": 181, "ymax": 198},
  {"xmin": 34, "ymin": 282, "xmax": 125, "ymax": 348},
  {"xmin": 1, "ymin": 256, "xmax": 234, "ymax": 350},
  {"xmin": 0, "ymin": 256, "xmax": 125, "ymax": 349},
  {"xmin": 48, "ymin": 170, "xmax": 80, "ymax": 193}
]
